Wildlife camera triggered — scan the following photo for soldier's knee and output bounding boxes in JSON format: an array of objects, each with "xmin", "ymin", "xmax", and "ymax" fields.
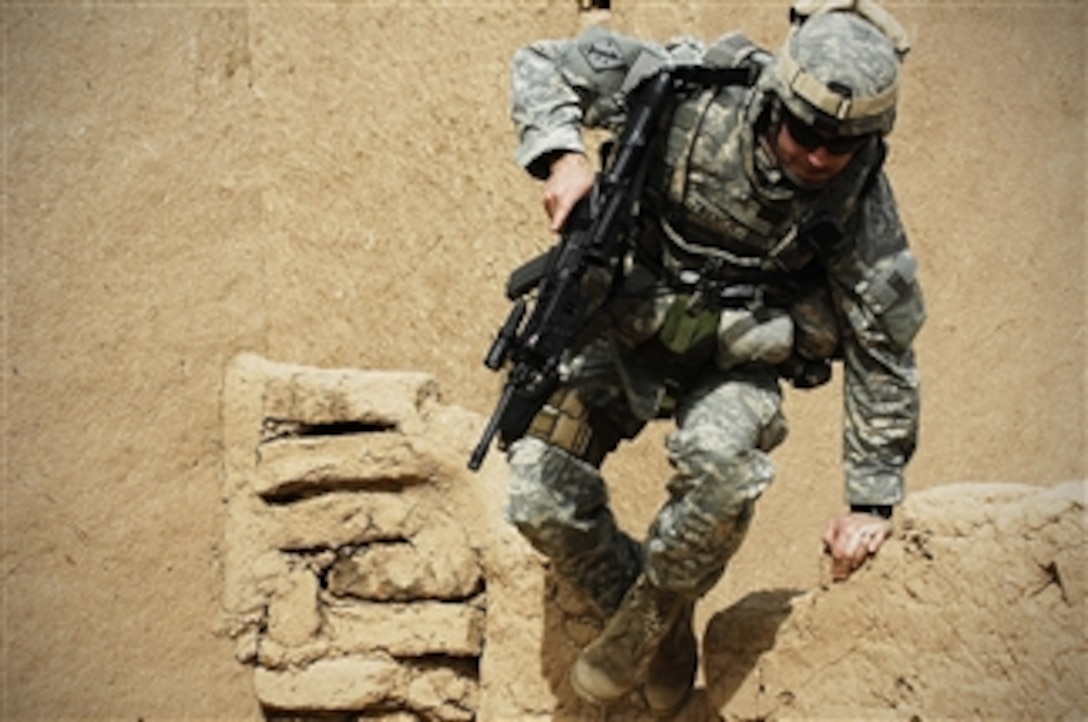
[
  {"xmin": 668, "ymin": 424, "xmax": 777, "ymax": 499},
  {"xmin": 505, "ymin": 436, "xmax": 609, "ymax": 536}
]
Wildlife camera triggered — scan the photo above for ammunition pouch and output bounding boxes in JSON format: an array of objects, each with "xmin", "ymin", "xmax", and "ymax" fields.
[
  {"xmin": 716, "ymin": 307, "xmax": 794, "ymax": 370},
  {"xmin": 658, "ymin": 296, "xmax": 720, "ymax": 357},
  {"xmin": 526, "ymin": 388, "xmax": 626, "ymax": 467}
]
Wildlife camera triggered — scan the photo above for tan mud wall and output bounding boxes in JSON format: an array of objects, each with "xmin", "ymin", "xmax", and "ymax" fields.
[{"xmin": 3, "ymin": 1, "xmax": 1084, "ymax": 718}]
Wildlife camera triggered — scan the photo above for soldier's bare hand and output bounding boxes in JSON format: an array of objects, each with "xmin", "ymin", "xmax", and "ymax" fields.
[
  {"xmin": 823, "ymin": 510, "xmax": 892, "ymax": 582},
  {"xmin": 543, "ymin": 152, "xmax": 594, "ymax": 232}
]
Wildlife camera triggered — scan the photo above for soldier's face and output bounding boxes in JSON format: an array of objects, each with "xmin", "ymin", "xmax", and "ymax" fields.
[{"xmin": 774, "ymin": 114, "xmax": 864, "ymax": 186}]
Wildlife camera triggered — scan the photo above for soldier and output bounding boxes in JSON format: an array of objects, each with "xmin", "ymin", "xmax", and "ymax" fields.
[{"xmin": 503, "ymin": 1, "xmax": 925, "ymax": 715}]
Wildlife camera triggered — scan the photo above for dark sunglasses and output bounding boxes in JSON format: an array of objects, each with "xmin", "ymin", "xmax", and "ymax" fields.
[{"xmin": 782, "ymin": 111, "xmax": 870, "ymax": 155}]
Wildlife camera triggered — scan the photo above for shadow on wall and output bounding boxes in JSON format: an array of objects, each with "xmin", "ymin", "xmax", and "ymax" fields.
[
  {"xmin": 540, "ymin": 571, "xmax": 610, "ymax": 719},
  {"xmin": 702, "ymin": 589, "xmax": 803, "ymax": 713},
  {"xmin": 536, "ymin": 572, "xmax": 801, "ymax": 721}
]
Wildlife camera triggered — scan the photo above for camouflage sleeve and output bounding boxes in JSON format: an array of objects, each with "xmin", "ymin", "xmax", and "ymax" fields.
[
  {"xmin": 510, "ymin": 27, "xmax": 693, "ymax": 178},
  {"xmin": 827, "ymin": 172, "xmax": 925, "ymax": 507}
]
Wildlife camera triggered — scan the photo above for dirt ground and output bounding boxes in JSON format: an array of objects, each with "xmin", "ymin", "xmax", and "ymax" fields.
[{"xmin": 2, "ymin": 1, "xmax": 1084, "ymax": 719}]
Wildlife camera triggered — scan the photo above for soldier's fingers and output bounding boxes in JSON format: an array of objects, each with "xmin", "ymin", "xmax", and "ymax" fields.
[
  {"xmin": 830, "ymin": 528, "xmax": 868, "ymax": 574},
  {"xmin": 831, "ymin": 555, "xmax": 852, "ymax": 581},
  {"xmin": 830, "ymin": 536, "xmax": 868, "ymax": 581},
  {"xmin": 543, "ymin": 193, "xmax": 556, "ymax": 219},
  {"xmin": 865, "ymin": 525, "xmax": 889, "ymax": 553},
  {"xmin": 548, "ymin": 199, "xmax": 571, "ymax": 232},
  {"xmin": 844, "ymin": 526, "xmax": 868, "ymax": 556}
]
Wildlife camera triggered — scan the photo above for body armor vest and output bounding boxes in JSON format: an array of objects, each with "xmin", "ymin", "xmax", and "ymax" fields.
[
  {"xmin": 604, "ymin": 61, "xmax": 890, "ymax": 415},
  {"xmin": 642, "ymin": 80, "xmax": 884, "ymax": 288}
]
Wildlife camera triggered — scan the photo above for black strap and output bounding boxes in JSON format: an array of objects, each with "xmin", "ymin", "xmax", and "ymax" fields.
[
  {"xmin": 670, "ymin": 64, "xmax": 760, "ymax": 90},
  {"xmin": 851, "ymin": 503, "xmax": 893, "ymax": 519}
]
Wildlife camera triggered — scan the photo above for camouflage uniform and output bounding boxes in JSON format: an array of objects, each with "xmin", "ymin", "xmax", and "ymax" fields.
[{"xmin": 505, "ymin": 20, "xmax": 924, "ymax": 612}]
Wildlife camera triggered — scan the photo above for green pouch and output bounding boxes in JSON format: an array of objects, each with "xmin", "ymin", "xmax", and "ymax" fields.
[{"xmin": 658, "ymin": 295, "xmax": 720, "ymax": 355}]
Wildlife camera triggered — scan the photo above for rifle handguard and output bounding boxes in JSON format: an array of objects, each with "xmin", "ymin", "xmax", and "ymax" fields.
[{"xmin": 484, "ymin": 299, "xmax": 527, "ymax": 371}]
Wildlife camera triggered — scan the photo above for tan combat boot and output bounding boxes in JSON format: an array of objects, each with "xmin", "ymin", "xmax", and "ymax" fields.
[
  {"xmin": 643, "ymin": 601, "xmax": 698, "ymax": 717},
  {"xmin": 570, "ymin": 575, "xmax": 683, "ymax": 706}
]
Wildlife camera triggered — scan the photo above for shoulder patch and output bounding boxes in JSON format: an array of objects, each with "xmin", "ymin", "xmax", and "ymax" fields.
[{"xmin": 581, "ymin": 37, "xmax": 627, "ymax": 72}]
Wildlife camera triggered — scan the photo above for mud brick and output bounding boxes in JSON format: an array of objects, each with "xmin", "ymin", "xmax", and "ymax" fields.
[
  {"xmin": 266, "ymin": 567, "xmax": 322, "ymax": 648},
  {"xmin": 263, "ymin": 492, "xmax": 423, "ymax": 551},
  {"xmin": 325, "ymin": 528, "xmax": 482, "ymax": 601},
  {"xmin": 405, "ymin": 666, "xmax": 478, "ymax": 721},
  {"xmin": 261, "ymin": 365, "xmax": 438, "ymax": 435},
  {"xmin": 324, "ymin": 599, "xmax": 485, "ymax": 657},
  {"xmin": 254, "ymin": 655, "xmax": 404, "ymax": 711},
  {"xmin": 255, "ymin": 433, "xmax": 438, "ymax": 500}
]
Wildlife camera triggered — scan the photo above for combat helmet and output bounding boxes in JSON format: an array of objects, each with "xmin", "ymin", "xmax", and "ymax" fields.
[{"xmin": 764, "ymin": 0, "xmax": 910, "ymax": 136}]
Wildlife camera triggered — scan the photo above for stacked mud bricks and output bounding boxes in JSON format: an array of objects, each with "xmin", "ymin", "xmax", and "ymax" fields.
[{"xmin": 221, "ymin": 354, "xmax": 485, "ymax": 721}]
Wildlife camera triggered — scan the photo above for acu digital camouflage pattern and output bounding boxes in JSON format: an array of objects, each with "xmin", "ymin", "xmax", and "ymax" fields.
[
  {"xmin": 505, "ymin": 14, "xmax": 924, "ymax": 601},
  {"xmin": 767, "ymin": 11, "xmax": 903, "ymax": 135},
  {"xmin": 507, "ymin": 345, "xmax": 787, "ymax": 604}
]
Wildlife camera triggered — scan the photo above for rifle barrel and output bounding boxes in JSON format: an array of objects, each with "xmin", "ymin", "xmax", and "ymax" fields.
[{"xmin": 468, "ymin": 382, "xmax": 516, "ymax": 471}]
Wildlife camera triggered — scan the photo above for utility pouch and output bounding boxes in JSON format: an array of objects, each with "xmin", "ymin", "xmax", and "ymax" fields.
[
  {"xmin": 790, "ymin": 284, "xmax": 841, "ymax": 360},
  {"xmin": 526, "ymin": 388, "xmax": 594, "ymax": 460},
  {"xmin": 853, "ymin": 249, "xmax": 926, "ymax": 351},
  {"xmin": 716, "ymin": 307, "xmax": 794, "ymax": 370},
  {"xmin": 658, "ymin": 295, "xmax": 720, "ymax": 356}
]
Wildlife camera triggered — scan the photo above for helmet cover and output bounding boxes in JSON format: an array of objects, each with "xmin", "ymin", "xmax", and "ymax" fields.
[{"xmin": 769, "ymin": 9, "xmax": 904, "ymax": 136}]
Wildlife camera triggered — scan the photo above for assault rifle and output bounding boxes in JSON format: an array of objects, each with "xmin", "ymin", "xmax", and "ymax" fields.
[
  {"xmin": 467, "ymin": 65, "xmax": 754, "ymax": 471},
  {"xmin": 466, "ymin": 70, "xmax": 675, "ymax": 471}
]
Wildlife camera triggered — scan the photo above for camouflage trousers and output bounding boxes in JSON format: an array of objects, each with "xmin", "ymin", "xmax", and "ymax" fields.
[{"xmin": 505, "ymin": 341, "xmax": 788, "ymax": 613}]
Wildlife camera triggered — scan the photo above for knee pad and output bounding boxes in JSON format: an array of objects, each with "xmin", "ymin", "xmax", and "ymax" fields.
[
  {"xmin": 667, "ymin": 421, "xmax": 779, "ymax": 494},
  {"xmin": 505, "ymin": 437, "xmax": 609, "ymax": 540}
]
